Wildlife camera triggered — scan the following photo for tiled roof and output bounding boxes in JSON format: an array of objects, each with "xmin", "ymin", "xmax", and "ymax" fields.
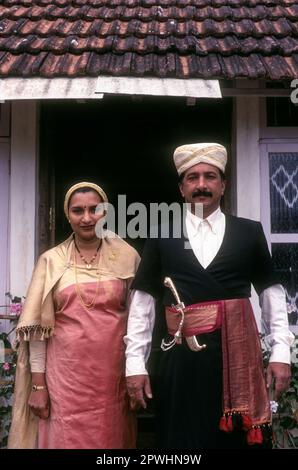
[{"xmin": 0, "ymin": 0, "xmax": 298, "ymax": 79}]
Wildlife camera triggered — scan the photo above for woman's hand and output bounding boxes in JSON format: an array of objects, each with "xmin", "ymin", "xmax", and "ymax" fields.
[{"xmin": 28, "ymin": 388, "xmax": 50, "ymax": 420}]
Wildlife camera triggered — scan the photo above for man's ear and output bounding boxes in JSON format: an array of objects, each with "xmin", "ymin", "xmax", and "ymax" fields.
[
  {"xmin": 221, "ymin": 180, "xmax": 226, "ymax": 196},
  {"xmin": 178, "ymin": 183, "xmax": 184, "ymax": 198}
]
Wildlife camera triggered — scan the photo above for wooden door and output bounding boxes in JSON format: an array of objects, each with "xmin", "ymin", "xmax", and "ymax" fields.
[{"xmin": 38, "ymin": 115, "xmax": 56, "ymax": 256}]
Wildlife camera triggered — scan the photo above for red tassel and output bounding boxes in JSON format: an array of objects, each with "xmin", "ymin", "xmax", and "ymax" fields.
[
  {"xmin": 247, "ymin": 428, "xmax": 256, "ymax": 445},
  {"xmin": 242, "ymin": 414, "xmax": 253, "ymax": 431},
  {"xmin": 247, "ymin": 427, "xmax": 264, "ymax": 445},
  {"xmin": 219, "ymin": 416, "xmax": 228, "ymax": 432},
  {"xmin": 227, "ymin": 415, "xmax": 233, "ymax": 432},
  {"xmin": 254, "ymin": 428, "xmax": 263, "ymax": 444}
]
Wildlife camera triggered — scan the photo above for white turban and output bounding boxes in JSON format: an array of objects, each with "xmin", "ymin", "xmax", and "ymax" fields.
[{"xmin": 173, "ymin": 143, "xmax": 227, "ymax": 175}]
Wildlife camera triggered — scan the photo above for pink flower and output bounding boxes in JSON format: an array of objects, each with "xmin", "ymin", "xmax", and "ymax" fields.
[
  {"xmin": 10, "ymin": 303, "xmax": 22, "ymax": 315},
  {"xmin": 3, "ymin": 362, "xmax": 10, "ymax": 371}
]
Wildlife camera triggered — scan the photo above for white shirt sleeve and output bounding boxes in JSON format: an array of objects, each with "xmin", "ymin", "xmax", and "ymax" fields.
[
  {"xmin": 124, "ymin": 289, "xmax": 156, "ymax": 376},
  {"xmin": 259, "ymin": 284, "xmax": 294, "ymax": 364},
  {"xmin": 29, "ymin": 340, "xmax": 47, "ymax": 373}
]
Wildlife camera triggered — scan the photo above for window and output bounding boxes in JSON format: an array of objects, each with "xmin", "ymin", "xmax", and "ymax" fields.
[
  {"xmin": 269, "ymin": 153, "xmax": 298, "ymax": 233},
  {"xmin": 261, "ymin": 145, "xmax": 298, "ymax": 326}
]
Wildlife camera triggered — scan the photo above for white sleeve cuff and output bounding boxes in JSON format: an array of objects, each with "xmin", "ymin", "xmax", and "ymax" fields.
[
  {"xmin": 124, "ymin": 289, "xmax": 155, "ymax": 377},
  {"xmin": 260, "ymin": 284, "xmax": 294, "ymax": 364},
  {"xmin": 269, "ymin": 343, "xmax": 292, "ymax": 364},
  {"xmin": 29, "ymin": 340, "xmax": 47, "ymax": 373},
  {"xmin": 126, "ymin": 356, "xmax": 149, "ymax": 377}
]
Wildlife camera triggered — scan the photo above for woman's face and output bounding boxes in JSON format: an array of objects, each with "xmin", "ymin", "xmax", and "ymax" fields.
[{"xmin": 68, "ymin": 190, "xmax": 103, "ymax": 241}]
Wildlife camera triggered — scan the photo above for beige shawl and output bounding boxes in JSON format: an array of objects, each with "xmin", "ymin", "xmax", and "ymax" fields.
[{"xmin": 8, "ymin": 233, "xmax": 140, "ymax": 448}]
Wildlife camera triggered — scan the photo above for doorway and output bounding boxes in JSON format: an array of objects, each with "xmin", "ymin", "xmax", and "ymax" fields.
[{"xmin": 39, "ymin": 94, "xmax": 233, "ymax": 253}]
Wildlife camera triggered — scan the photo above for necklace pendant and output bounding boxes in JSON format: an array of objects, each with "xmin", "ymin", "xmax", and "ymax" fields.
[{"xmin": 86, "ymin": 264, "xmax": 92, "ymax": 270}]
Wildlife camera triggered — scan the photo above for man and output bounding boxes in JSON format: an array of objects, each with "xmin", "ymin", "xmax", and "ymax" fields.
[{"xmin": 125, "ymin": 143, "xmax": 293, "ymax": 449}]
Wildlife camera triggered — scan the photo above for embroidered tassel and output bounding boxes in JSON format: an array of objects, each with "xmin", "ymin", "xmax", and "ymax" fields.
[
  {"xmin": 16, "ymin": 325, "xmax": 54, "ymax": 342},
  {"xmin": 247, "ymin": 427, "xmax": 256, "ymax": 445},
  {"xmin": 247, "ymin": 426, "xmax": 264, "ymax": 445},
  {"xmin": 254, "ymin": 428, "xmax": 263, "ymax": 444},
  {"xmin": 220, "ymin": 410, "xmax": 270, "ymax": 445},
  {"xmin": 242, "ymin": 414, "xmax": 253, "ymax": 431},
  {"xmin": 219, "ymin": 416, "xmax": 229, "ymax": 432},
  {"xmin": 220, "ymin": 412, "xmax": 242, "ymax": 433}
]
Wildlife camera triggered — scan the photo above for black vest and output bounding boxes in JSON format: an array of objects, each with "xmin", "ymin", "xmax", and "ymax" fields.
[{"xmin": 132, "ymin": 214, "xmax": 279, "ymax": 306}]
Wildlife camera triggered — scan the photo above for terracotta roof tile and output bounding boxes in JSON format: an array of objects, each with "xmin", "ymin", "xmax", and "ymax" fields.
[
  {"xmin": 262, "ymin": 55, "xmax": 294, "ymax": 79},
  {"xmin": 0, "ymin": 0, "xmax": 297, "ymax": 79},
  {"xmin": 284, "ymin": 53, "xmax": 298, "ymax": 75}
]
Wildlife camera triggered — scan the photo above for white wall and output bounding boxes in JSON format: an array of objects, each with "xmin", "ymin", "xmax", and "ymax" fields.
[
  {"xmin": 10, "ymin": 101, "xmax": 38, "ymax": 298},
  {"xmin": 236, "ymin": 96, "xmax": 261, "ymax": 221}
]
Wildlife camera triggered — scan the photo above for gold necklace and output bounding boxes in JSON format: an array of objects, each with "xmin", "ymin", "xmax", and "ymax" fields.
[
  {"xmin": 73, "ymin": 234, "xmax": 101, "ymax": 270},
  {"xmin": 73, "ymin": 247, "xmax": 101, "ymax": 310}
]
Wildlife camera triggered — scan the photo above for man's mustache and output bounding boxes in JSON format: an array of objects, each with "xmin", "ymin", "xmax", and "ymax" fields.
[{"xmin": 192, "ymin": 190, "xmax": 213, "ymax": 198}]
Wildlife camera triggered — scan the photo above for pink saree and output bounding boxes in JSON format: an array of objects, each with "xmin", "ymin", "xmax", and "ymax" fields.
[{"xmin": 38, "ymin": 272, "xmax": 136, "ymax": 449}]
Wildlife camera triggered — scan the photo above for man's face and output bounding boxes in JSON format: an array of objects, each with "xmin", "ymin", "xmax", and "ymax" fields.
[{"xmin": 179, "ymin": 162, "xmax": 226, "ymax": 218}]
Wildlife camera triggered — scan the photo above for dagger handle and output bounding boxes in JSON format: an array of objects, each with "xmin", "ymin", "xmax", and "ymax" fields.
[{"xmin": 164, "ymin": 277, "xmax": 181, "ymax": 305}]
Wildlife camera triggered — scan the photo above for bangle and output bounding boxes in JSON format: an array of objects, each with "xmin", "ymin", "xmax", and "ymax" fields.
[{"xmin": 32, "ymin": 384, "xmax": 47, "ymax": 391}]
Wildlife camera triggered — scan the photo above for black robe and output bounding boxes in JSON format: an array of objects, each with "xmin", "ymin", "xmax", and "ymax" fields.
[{"xmin": 132, "ymin": 215, "xmax": 279, "ymax": 449}]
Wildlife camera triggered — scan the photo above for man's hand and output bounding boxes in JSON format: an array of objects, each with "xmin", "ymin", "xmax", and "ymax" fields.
[
  {"xmin": 266, "ymin": 362, "xmax": 291, "ymax": 400},
  {"xmin": 126, "ymin": 374, "xmax": 152, "ymax": 411},
  {"xmin": 28, "ymin": 389, "xmax": 50, "ymax": 420}
]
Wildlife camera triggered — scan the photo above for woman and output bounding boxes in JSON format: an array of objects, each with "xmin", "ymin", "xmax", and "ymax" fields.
[{"xmin": 8, "ymin": 182, "xmax": 140, "ymax": 449}]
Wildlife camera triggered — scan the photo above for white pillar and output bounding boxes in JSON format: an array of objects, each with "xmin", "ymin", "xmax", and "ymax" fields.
[
  {"xmin": 236, "ymin": 96, "xmax": 261, "ymax": 327},
  {"xmin": 0, "ymin": 137, "xmax": 10, "ymax": 305},
  {"xmin": 236, "ymin": 96, "xmax": 261, "ymax": 221},
  {"xmin": 10, "ymin": 101, "xmax": 38, "ymax": 298}
]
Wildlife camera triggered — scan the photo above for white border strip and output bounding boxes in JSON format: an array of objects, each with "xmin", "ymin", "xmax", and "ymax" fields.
[
  {"xmin": 96, "ymin": 76, "xmax": 221, "ymax": 98},
  {"xmin": 0, "ymin": 78, "xmax": 104, "ymax": 100},
  {"xmin": 0, "ymin": 76, "xmax": 221, "ymax": 100}
]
